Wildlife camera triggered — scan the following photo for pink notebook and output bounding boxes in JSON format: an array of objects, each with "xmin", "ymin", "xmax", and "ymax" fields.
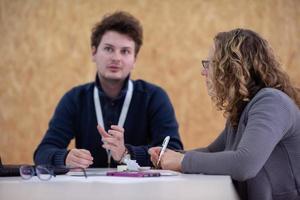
[{"xmin": 106, "ymin": 171, "xmax": 160, "ymax": 177}]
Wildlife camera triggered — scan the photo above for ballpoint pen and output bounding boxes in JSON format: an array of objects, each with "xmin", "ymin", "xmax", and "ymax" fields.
[{"xmin": 156, "ymin": 136, "xmax": 170, "ymax": 166}]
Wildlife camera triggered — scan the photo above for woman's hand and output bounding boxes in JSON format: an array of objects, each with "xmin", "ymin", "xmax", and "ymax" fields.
[{"xmin": 148, "ymin": 147, "xmax": 184, "ymax": 172}]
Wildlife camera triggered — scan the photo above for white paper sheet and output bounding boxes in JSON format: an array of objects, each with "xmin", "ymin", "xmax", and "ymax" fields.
[
  {"xmin": 67, "ymin": 168, "xmax": 180, "ymax": 177},
  {"xmin": 8, "ymin": 174, "xmax": 184, "ymax": 184}
]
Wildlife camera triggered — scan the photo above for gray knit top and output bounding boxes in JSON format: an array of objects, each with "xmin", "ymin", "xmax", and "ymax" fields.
[{"xmin": 182, "ymin": 88, "xmax": 300, "ymax": 200}]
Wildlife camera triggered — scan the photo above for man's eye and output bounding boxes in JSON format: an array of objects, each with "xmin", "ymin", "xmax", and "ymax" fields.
[
  {"xmin": 121, "ymin": 49, "xmax": 131, "ymax": 55},
  {"xmin": 104, "ymin": 47, "xmax": 113, "ymax": 52}
]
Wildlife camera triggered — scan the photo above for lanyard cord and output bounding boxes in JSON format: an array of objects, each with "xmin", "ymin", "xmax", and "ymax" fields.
[{"xmin": 93, "ymin": 80, "xmax": 133, "ymax": 167}]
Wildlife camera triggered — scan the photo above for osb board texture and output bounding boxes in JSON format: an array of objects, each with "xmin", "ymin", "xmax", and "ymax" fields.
[{"xmin": 0, "ymin": 0, "xmax": 299, "ymax": 164}]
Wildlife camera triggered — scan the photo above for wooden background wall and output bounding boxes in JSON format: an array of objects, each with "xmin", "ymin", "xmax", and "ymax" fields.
[{"xmin": 1, "ymin": 0, "xmax": 299, "ymax": 164}]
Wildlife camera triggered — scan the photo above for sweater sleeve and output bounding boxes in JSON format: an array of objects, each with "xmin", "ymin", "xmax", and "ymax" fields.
[
  {"xmin": 181, "ymin": 90, "xmax": 293, "ymax": 181},
  {"xmin": 33, "ymin": 90, "xmax": 76, "ymax": 166},
  {"xmin": 126, "ymin": 87, "xmax": 183, "ymax": 166}
]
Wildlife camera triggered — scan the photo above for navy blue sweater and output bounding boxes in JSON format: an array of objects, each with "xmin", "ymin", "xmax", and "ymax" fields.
[{"xmin": 34, "ymin": 79, "xmax": 183, "ymax": 167}]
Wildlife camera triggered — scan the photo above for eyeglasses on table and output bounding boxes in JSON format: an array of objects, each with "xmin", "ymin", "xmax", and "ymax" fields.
[{"xmin": 19, "ymin": 165, "xmax": 87, "ymax": 181}]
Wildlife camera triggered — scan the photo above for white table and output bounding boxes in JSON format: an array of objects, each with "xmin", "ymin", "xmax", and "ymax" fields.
[{"xmin": 0, "ymin": 169, "xmax": 240, "ymax": 200}]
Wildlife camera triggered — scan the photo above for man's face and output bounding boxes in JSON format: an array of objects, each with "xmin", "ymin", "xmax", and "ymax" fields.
[{"xmin": 92, "ymin": 31, "xmax": 136, "ymax": 82}]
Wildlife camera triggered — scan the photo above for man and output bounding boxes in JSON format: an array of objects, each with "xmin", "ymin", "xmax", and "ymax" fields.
[{"xmin": 34, "ymin": 11, "xmax": 183, "ymax": 168}]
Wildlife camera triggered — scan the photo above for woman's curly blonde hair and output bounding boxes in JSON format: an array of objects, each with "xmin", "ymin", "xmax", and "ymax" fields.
[{"xmin": 210, "ymin": 28, "xmax": 300, "ymax": 128}]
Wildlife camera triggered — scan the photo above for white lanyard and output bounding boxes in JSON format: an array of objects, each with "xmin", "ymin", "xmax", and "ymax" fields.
[{"xmin": 93, "ymin": 80, "xmax": 133, "ymax": 167}]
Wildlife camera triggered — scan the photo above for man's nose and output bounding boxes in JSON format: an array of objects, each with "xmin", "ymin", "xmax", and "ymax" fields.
[{"xmin": 111, "ymin": 51, "xmax": 121, "ymax": 61}]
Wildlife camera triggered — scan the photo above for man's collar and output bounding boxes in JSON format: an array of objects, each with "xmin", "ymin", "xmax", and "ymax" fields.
[{"xmin": 95, "ymin": 75, "xmax": 130, "ymax": 99}]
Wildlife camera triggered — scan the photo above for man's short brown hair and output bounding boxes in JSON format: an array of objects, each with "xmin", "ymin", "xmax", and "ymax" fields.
[{"xmin": 91, "ymin": 11, "xmax": 143, "ymax": 56}]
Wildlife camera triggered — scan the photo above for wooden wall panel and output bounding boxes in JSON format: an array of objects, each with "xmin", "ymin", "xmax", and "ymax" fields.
[{"xmin": 0, "ymin": 0, "xmax": 299, "ymax": 164}]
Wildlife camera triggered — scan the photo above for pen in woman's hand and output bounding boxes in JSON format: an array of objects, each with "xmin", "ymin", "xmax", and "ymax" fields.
[{"xmin": 156, "ymin": 136, "xmax": 170, "ymax": 166}]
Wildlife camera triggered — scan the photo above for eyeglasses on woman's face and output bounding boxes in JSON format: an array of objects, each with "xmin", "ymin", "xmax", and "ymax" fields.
[
  {"xmin": 202, "ymin": 60, "xmax": 210, "ymax": 70},
  {"xmin": 19, "ymin": 165, "xmax": 87, "ymax": 181}
]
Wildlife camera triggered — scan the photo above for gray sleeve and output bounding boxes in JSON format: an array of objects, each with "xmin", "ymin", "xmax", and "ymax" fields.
[{"xmin": 181, "ymin": 91, "xmax": 293, "ymax": 181}]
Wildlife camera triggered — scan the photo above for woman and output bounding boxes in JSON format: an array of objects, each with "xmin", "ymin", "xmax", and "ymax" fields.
[{"xmin": 149, "ymin": 29, "xmax": 300, "ymax": 200}]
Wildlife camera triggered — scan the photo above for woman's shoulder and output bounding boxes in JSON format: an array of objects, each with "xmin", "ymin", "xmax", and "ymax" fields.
[
  {"xmin": 252, "ymin": 88, "xmax": 295, "ymax": 105},
  {"xmin": 244, "ymin": 88, "xmax": 299, "ymax": 116}
]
